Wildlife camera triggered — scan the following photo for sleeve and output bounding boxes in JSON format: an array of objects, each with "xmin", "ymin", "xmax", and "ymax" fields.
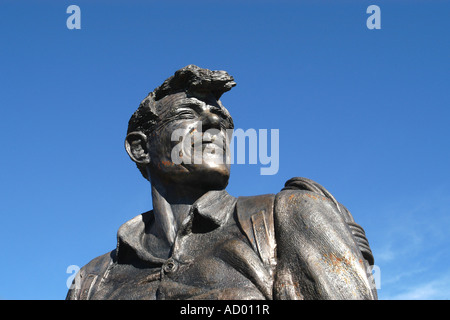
[
  {"xmin": 272, "ymin": 188, "xmax": 377, "ymax": 300},
  {"xmin": 281, "ymin": 178, "xmax": 375, "ymax": 265},
  {"xmin": 65, "ymin": 251, "xmax": 114, "ymax": 300}
]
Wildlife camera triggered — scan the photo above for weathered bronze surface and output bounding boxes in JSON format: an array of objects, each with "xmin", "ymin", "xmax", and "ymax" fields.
[{"xmin": 66, "ymin": 65, "xmax": 377, "ymax": 300}]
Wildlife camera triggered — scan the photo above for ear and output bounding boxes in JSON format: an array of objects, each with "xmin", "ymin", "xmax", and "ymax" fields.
[{"xmin": 125, "ymin": 131, "xmax": 151, "ymax": 165}]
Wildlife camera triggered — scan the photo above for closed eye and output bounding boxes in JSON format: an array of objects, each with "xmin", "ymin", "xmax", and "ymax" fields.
[{"xmin": 173, "ymin": 108, "xmax": 197, "ymax": 119}]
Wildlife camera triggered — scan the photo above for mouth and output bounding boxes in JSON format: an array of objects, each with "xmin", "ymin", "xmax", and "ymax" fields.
[
  {"xmin": 186, "ymin": 134, "xmax": 226, "ymax": 159},
  {"xmin": 189, "ymin": 133, "xmax": 220, "ymax": 146},
  {"xmin": 202, "ymin": 138, "xmax": 214, "ymax": 145}
]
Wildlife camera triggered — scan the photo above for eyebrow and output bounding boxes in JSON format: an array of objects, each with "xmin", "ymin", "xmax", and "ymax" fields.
[
  {"xmin": 173, "ymin": 99, "xmax": 224, "ymax": 115},
  {"xmin": 175, "ymin": 99, "xmax": 204, "ymax": 113},
  {"xmin": 169, "ymin": 98, "xmax": 232, "ymax": 125}
]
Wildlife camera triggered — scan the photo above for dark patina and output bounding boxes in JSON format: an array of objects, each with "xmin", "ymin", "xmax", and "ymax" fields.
[{"xmin": 67, "ymin": 65, "xmax": 377, "ymax": 300}]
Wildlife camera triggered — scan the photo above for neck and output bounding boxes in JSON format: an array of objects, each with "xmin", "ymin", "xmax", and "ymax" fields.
[{"xmin": 149, "ymin": 174, "xmax": 209, "ymax": 246}]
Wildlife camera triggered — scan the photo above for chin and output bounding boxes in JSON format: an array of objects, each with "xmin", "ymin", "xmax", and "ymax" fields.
[
  {"xmin": 185, "ymin": 163, "xmax": 230, "ymax": 190},
  {"xmin": 203, "ymin": 169, "xmax": 230, "ymax": 190}
]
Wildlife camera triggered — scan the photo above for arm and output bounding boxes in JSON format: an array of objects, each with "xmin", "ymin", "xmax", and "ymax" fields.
[
  {"xmin": 273, "ymin": 189, "xmax": 377, "ymax": 300},
  {"xmin": 66, "ymin": 251, "xmax": 113, "ymax": 300}
]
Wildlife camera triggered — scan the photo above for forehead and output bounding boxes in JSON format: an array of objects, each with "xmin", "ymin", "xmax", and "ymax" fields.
[
  {"xmin": 152, "ymin": 91, "xmax": 234, "ymax": 132},
  {"xmin": 156, "ymin": 91, "xmax": 224, "ymax": 116}
]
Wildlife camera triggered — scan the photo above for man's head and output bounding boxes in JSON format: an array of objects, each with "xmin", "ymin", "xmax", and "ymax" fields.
[{"xmin": 125, "ymin": 65, "xmax": 236, "ymax": 190}]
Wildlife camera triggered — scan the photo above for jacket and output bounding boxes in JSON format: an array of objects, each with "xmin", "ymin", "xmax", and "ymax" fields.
[{"xmin": 66, "ymin": 177, "xmax": 377, "ymax": 300}]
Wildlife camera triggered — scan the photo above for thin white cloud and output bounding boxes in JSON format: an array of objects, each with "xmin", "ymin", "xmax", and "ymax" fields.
[
  {"xmin": 375, "ymin": 244, "xmax": 395, "ymax": 263},
  {"xmin": 385, "ymin": 274, "xmax": 450, "ymax": 300},
  {"xmin": 381, "ymin": 266, "xmax": 427, "ymax": 287},
  {"xmin": 368, "ymin": 185, "xmax": 450, "ymax": 300}
]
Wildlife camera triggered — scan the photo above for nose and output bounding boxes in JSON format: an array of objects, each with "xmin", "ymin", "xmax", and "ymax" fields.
[{"xmin": 200, "ymin": 110, "xmax": 221, "ymax": 132}]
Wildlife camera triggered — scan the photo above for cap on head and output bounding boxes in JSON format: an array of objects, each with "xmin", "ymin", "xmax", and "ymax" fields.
[{"xmin": 153, "ymin": 64, "xmax": 236, "ymax": 101}]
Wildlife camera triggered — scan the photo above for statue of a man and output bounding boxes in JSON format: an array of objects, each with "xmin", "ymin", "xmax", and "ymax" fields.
[{"xmin": 67, "ymin": 65, "xmax": 377, "ymax": 300}]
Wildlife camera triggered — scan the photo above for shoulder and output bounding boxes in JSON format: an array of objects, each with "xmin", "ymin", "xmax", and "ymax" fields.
[
  {"xmin": 235, "ymin": 177, "xmax": 346, "ymax": 242},
  {"xmin": 274, "ymin": 177, "xmax": 375, "ymax": 266},
  {"xmin": 81, "ymin": 250, "xmax": 115, "ymax": 276},
  {"xmin": 275, "ymin": 177, "xmax": 354, "ymax": 222},
  {"xmin": 66, "ymin": 250, "xmax": 115, "ymax": 300}
]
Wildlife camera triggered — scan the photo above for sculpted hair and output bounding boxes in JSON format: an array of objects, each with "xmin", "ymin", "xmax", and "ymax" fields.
[{"xmin": 127, "ymin": 65, "xmax": 236, "ymax": 180}]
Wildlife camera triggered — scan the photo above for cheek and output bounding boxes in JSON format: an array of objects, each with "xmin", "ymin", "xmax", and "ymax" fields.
[
  {"xmin": 148, "ymin": 131, "xmax": 172, "ymax": 160},
  {"xmin": 149, "ymin": 123, "xmax": 197, "ymax": 162}
]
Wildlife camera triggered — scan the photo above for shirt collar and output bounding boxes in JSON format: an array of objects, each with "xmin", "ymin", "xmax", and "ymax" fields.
[
  {"xmin": 115, "ymin": 189, "xmax": 236, "ymax": 265},
  {"xmin": 192, "ymin": 189, "xmax": 237, "ymax": 228}
]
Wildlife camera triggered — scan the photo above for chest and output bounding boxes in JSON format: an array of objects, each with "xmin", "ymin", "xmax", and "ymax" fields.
[{"xmin": 91, "ymin": 225, "xmax": 269, "ymax": 300}]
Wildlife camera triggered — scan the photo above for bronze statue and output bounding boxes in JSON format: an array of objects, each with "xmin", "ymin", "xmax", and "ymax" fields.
[{"xmin": 66, "ymin": 65, "xmax": 377, "ymax": 300}]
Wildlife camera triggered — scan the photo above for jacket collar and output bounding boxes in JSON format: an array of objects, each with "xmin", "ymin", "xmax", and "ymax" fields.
[
  {"xmin": 192, "ymin": 189, "xmax": 237, "ymax": 227},
  {"xmin": 115, "ymin": 189, "xmax": 236, "ymax": 265}
]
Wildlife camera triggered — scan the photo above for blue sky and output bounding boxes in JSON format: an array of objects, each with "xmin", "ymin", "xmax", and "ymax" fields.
[{"xmin": 1, "ymin": 0, "xmax": 449, "ymax": 300}]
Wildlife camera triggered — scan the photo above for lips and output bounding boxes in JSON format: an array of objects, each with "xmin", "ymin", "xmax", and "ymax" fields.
[{"xmin": 189, "ymin": 133, "xmax": 221, "ymax": 146}]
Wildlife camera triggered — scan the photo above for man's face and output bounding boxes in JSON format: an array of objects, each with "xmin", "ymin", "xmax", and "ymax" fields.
[{"xmin": 147, "ymin": 91, "xmax": 233, "ymax": 190}]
